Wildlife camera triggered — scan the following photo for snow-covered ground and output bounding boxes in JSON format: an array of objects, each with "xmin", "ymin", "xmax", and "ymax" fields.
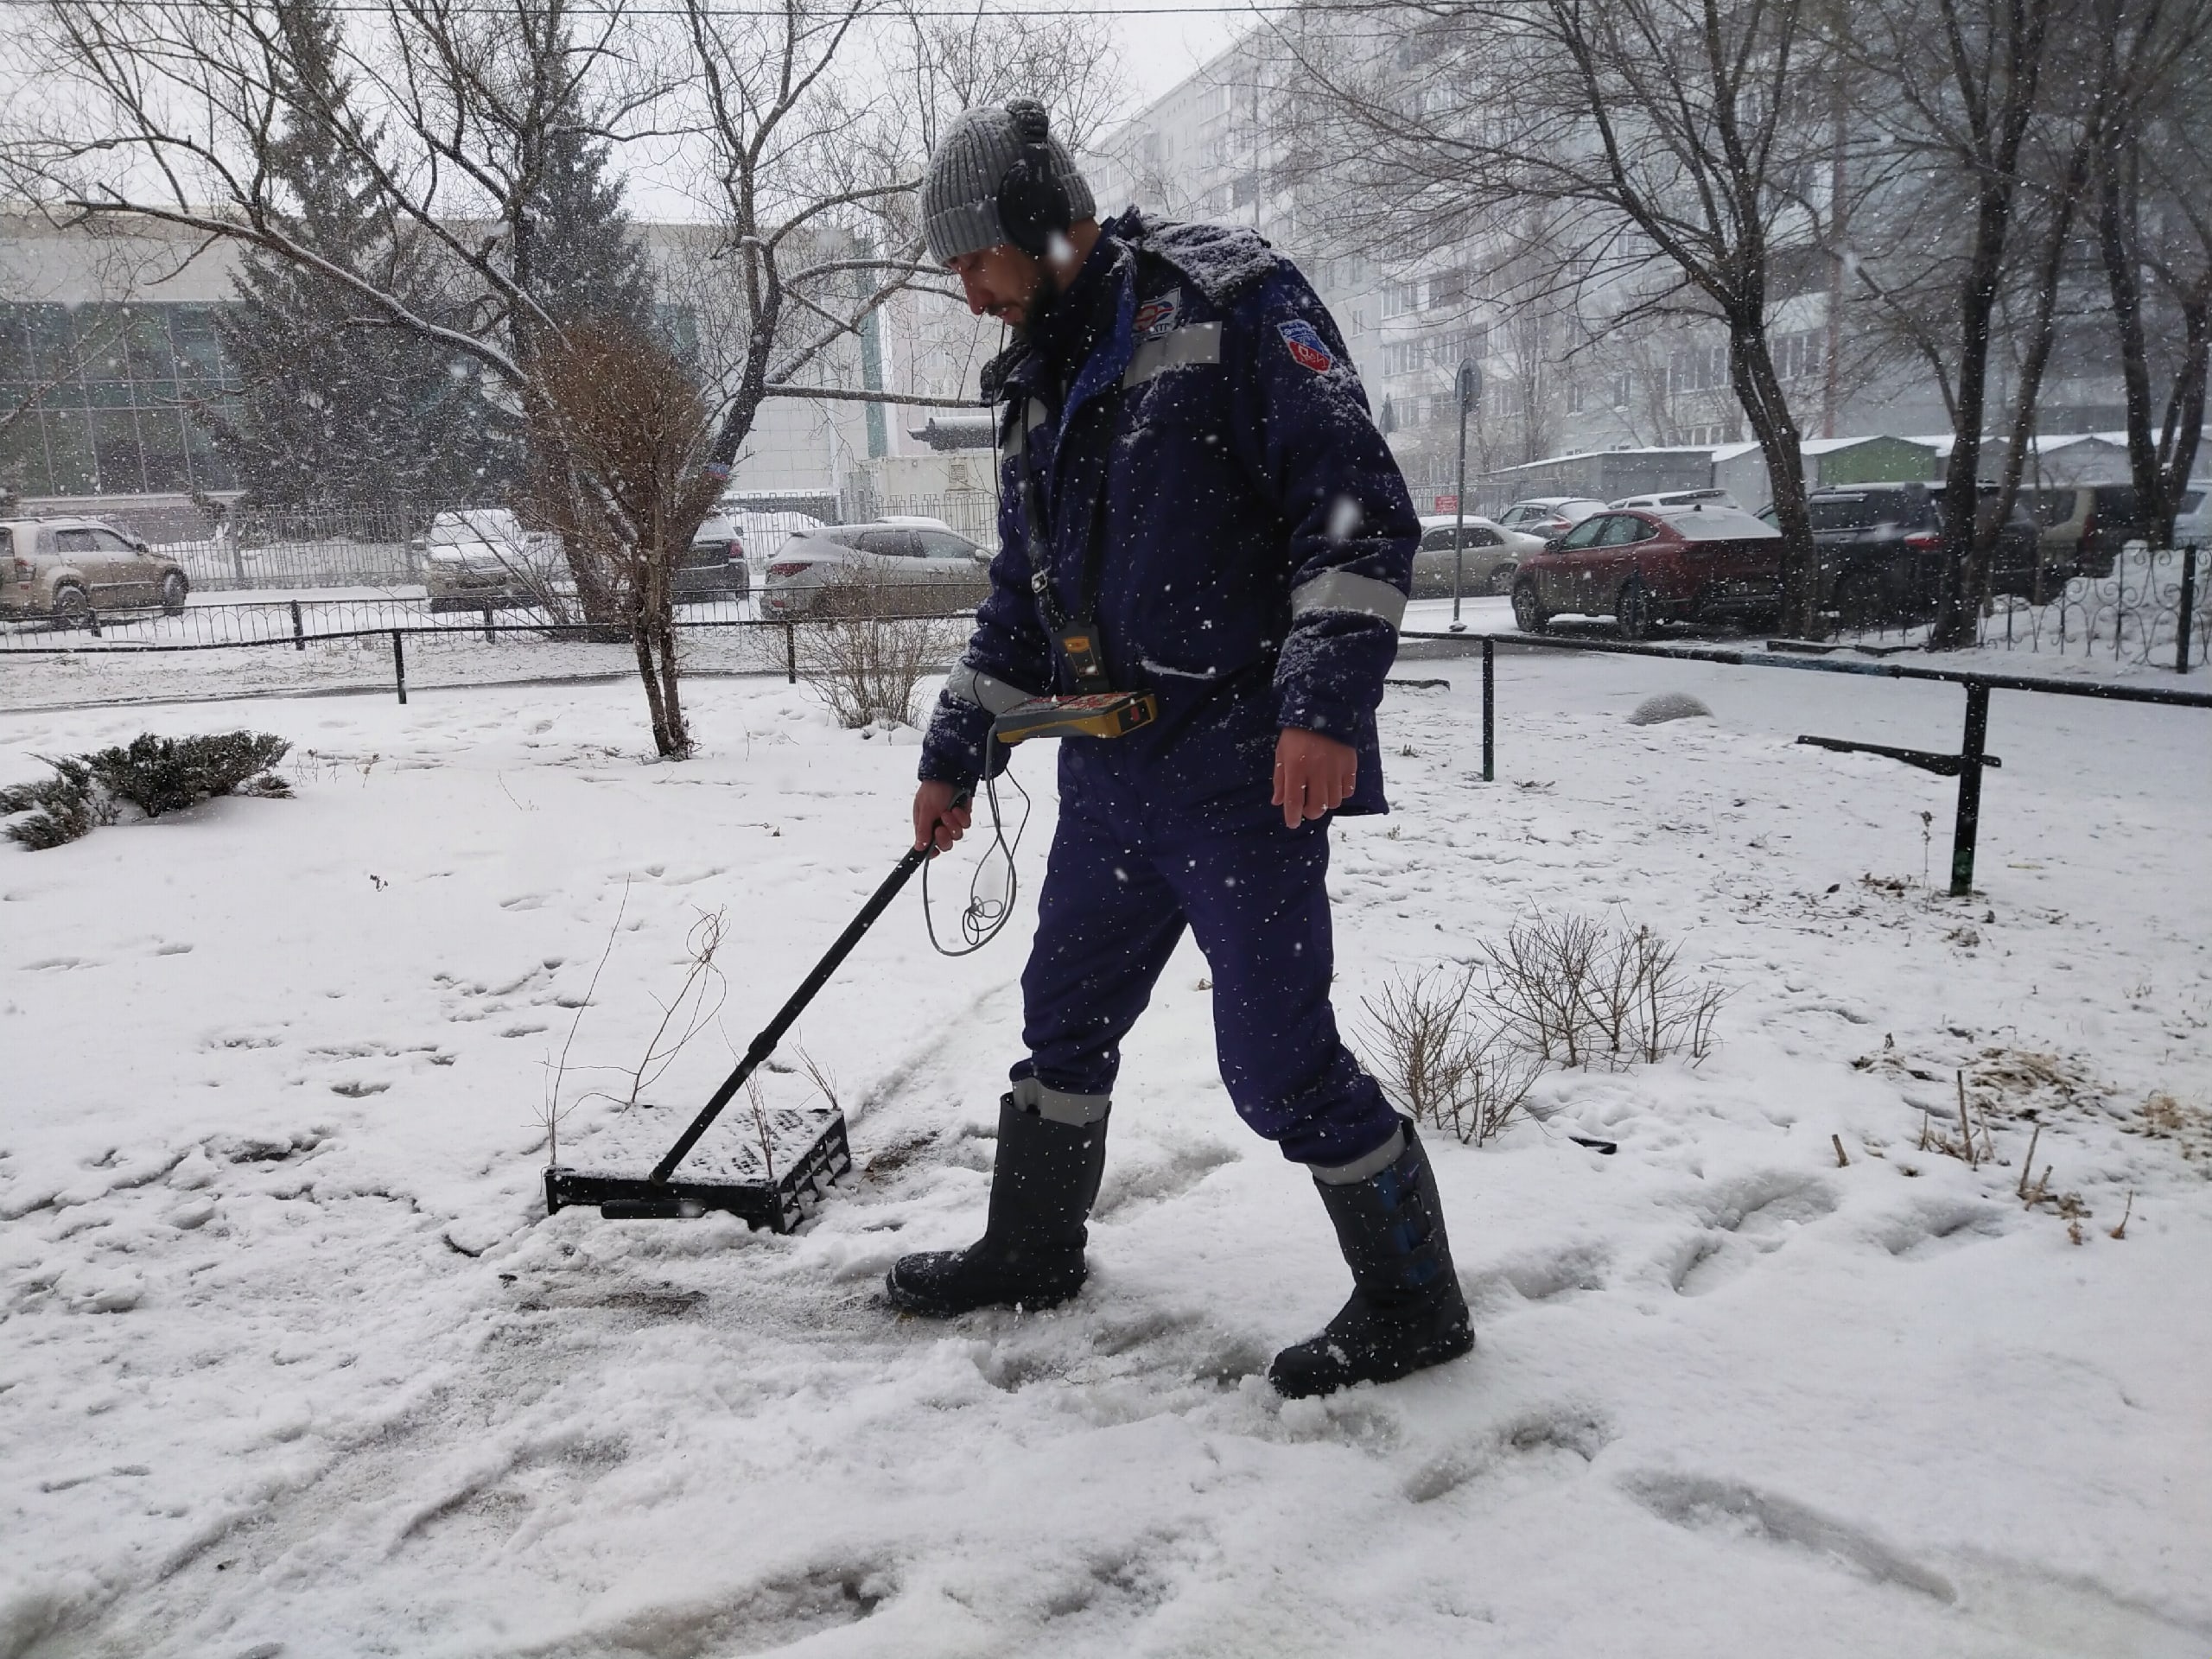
[{"xmin": 3, "ymin": 653, "xmax": 2209, "ymax": 1656}]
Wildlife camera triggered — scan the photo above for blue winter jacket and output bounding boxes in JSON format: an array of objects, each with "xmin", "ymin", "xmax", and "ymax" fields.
[{"xmin": 918, "ymin": 211, "xmax": 1417, "ymax": 815}]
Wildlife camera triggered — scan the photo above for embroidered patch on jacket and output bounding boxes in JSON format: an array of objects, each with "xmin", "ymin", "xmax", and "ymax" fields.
[
  {"xmin": 1277, "ymin": 318, "xmax": 1334, "ymax": 373},
  {"xmin": 1135, "ymin": 291, "xmax": 1182, "ymax": 340}
]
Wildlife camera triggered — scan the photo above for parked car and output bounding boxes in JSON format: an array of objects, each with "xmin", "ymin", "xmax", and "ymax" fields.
[
  {"xmin": 687, "ymin": 504, "xmax": 830, "ymax": 602},
  {"xmin": 718, "ymin": 507, "xmax": 825, "ymax": 569},
  {"xmin": 673, "ymin": 510, "xmax": 750, "ymax": 601},
  {"xmin": 418, "ymin": 510, "xmax": 564, "ymax": 613},
  {"xmin": 0, "ymin": 516, "xmax": 189, "ymax": 626},
  {"xmin": 1411, "ymin": 514, "xmax": 1548, "ymax": 597},
  {"xmin": 1610, "ymin": 487, "xmax": 1739, "ymax": 512},
  {"xmin": 1788, "ymin": 482, "xmax": 2044, "ymax": 619},
  {"xmin": 2034, "ymin": 482, "xmax": 2206, "ymax": 579},
  {"xmin": 1495, "ymin": 497, "xmax": 1607, "ymax": 540},
  {"xmin": 1511, "ymin": 503, "xmax": 1782, "ymax": 639},
  {"xmin": 761, "ymin": 522, "xmax": 990, "ymax": 618}
]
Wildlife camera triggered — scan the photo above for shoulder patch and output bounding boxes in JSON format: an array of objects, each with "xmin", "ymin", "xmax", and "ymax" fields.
[
  {"xmin": 1134, "ymin": 289, "xmax": 1182, "ymax": 340},
  {"xmin": 1276, "ymin": 318, "xmax": 1335, "ymax": 373}
]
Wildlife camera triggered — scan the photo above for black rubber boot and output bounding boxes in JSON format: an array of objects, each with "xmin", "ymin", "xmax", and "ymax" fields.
[
  {"xmin": 885, "ymin": 1094, "xmax": 1108, "ymax": 1315},
  {"xmin": 1269, "ymin": 1120, "xmax": 1474, "ymax": 1398}
]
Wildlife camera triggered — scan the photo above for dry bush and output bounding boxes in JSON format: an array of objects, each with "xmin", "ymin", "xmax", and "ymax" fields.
[
  {"xmin": 1360, "ymin": 914, "xmax": 1726, "ymax": 1148},
  {"xmin": 1361, "ymin": 965, "xmax": 1543, "ymax": 1146},
  {"xmin": 531, "ymin": 320, "xmax": 720, "ymax": 759},
  {"xmin": 796, "ymin": 569, "xmax": 954, "ymax": 728},
  {"xmin": 1479, "ymin": 913, "xmax": 1725, "ymax": 1070}
]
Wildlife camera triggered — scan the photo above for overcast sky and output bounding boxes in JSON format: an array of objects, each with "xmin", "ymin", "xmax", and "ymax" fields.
[{"xmin": 1107, "ymin": 4, "xmax": 1249, "ymax": 111}]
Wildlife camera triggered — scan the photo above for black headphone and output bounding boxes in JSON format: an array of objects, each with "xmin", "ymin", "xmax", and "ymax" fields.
[{"xmin": 995, "ymin": 100, "xmax": 1072, "ymax": 258}]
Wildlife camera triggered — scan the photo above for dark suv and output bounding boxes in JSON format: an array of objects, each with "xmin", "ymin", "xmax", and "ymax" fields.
[{"xmin": 1787, "ymin": 483, "xmax": 2045, "ymax": 625}]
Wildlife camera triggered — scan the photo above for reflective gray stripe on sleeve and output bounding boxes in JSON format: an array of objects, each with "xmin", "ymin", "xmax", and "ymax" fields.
[
  {"xmin": 1121, "ymin": 321, "xmax": 1224, "ymax": 390},
  {"xmin": 1012, "ymin": 1074, "xmax": 1110, "ymax": 1126},
  {"xmin": 1289, "ymin": 569, "xmax": 1409, "ymax": 626},
  {"xmin": 945, "ymin": 662, "xmax": 1033, "ymax": 715}
]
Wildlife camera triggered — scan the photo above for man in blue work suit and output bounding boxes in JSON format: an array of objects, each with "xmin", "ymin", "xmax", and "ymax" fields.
[{"xmin": 885, "ymin": 102, "xmax": 1473, "ymax": 1397}]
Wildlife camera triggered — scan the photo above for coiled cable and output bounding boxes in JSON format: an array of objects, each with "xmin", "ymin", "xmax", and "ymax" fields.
[{"xmin": 921, "ymin": 724, "xmax": 1030, "ymax": 957}]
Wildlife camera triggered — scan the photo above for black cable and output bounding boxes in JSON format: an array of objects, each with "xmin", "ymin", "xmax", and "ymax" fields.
[{"xmin": 921, "ymin": 723, "xmax": 1032, "ymax": 957}]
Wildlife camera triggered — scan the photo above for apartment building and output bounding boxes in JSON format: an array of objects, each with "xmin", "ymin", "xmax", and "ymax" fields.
[{"xmin": 1088, "ymin": 25, "xmax": 2143, "ymax": 512}]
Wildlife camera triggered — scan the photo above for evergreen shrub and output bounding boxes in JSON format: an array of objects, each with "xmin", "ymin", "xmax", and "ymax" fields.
[{"xmin": 1, "ymin": 732, "xmax": 292, "ymax": 849}]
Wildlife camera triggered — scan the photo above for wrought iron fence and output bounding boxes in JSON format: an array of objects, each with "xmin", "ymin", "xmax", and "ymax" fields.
[
  {"xmin": 0, "ymin": 592, "xmax": 760, "ymax": 651},
  {"xmin": 0, "ymin": 588, "xmax": 985, "ymax": 712}
]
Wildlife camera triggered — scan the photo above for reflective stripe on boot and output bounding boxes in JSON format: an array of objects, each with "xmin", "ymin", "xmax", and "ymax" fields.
[
  {"xmin": 1269, "ymin": 1117, "xmax": 1474, "ymax": 1397},
  {"xmin": 885, "ymin": 1093, "xmax": 1109, "ymax": 1316}
]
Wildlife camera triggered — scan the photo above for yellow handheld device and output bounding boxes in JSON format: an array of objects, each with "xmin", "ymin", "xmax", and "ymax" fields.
[{"xmin": 994, "ymin": 690, "xmax": 1160, "ymax": 744}]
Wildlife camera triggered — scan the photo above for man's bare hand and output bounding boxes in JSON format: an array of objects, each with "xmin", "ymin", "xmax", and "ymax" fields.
[
  {"xmin": 1273, "ymin": 728, "xmax": 1357, "ymax": 828},
  {"xmin": 914, "ymin": 780, "xmax": 973, "ymax": 853}
]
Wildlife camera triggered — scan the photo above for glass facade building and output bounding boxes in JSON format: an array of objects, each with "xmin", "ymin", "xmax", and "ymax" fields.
[{"xmin": 0, "ymin": 302, "xmax": 240, "ymax": 498}]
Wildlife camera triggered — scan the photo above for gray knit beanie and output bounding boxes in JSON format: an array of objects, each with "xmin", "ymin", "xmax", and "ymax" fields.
[{"xmin": 921, "ymin": 105, "xmax": 1096, "ymax": 264}]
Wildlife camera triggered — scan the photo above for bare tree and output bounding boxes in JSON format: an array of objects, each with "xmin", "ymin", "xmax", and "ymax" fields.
[
  {"xmin": 2091, "ymin": 0, "xmax": 2212, "ymax": 545},
  {"xmin": 1846, "ymin": 0, "xmax": 2069, "ymax": 645},
  {"xmin": 1285, "ymin": 0, "xmax": 1860, "ymax": 636}
]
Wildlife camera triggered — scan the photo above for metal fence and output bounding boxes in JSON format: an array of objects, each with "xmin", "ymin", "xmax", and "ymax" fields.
[
  {"xmin": 0, "ymin": 591, "xmax": 985, "ymax": 713},
  {"xmin": 0, "ymin": 592, "xmax": 755, "ymax": 652},
  {"xmin": 138, "ymin": 505, "xmax": 429, "ymax": 594},
  {"xmin": 1402, "ymin": 628, "xmax": 2212, "ymax": 899},
  {"xmin": 858, "ymin": 491, "xmax": 1001, "ymax": 543}
]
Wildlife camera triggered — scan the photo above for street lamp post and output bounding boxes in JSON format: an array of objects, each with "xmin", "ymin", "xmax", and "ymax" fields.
[{"xmin": 1450, "ymin": 359, "xmax": 1483, "ymax": 632}]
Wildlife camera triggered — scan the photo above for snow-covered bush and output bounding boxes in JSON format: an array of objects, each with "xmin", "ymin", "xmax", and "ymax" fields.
[
  {"xmin": 0, "ymin": 757, "xmax": 113, "ymax": 849},
  {"xmin": 2, "ymin": 732, "xmax": 292, "ymax": 849}
]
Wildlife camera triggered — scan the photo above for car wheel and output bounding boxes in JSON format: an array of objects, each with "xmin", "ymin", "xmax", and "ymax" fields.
[
  {"xmin": 734, "ymin": 563, "xmax": 751, "ymax": 601},
  {"xmin": 1511, "ymin": 581, "xmax": 1549, "ymax": 634},
  {"xmin": 1615, "ymin": 579, "xmax": 1653, "ymax": 641},
  {"xmin": 1833, "ymin": 569, "xmax": 1885, "ymax": 632},
  {"xmin": 50, "ymin": 584, "xmax": 91, "ymax": 629},
  {"xmin": 1488, "ymin": 563, "xmax": 1518, "ymax": 596},
  {"xmin": 160, "ymin": 570, "xmax": 189, "ymax": 614}
]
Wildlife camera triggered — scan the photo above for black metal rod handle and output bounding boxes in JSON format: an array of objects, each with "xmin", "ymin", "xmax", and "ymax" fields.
[{"xmin": 650, "ymin": 843, "xmax": 931, "ymax": 1184}]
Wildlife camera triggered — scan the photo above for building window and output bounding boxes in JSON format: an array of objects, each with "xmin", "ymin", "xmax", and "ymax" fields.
[
  {"xmin": 1427, "ymin": 266, "xmax": 1470, "ymax": 309},
  {"xmin": 1773, "ymin": 327, "xmax": 1825, "ymax": 382},
  {"xmin": 1668, "ymin": 342, "xmax": 1730, "ymax": 396}
]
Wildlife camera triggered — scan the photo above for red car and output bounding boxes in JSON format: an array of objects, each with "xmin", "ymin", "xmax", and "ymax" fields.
[{"xmin": 1511, "ymin": 504, "xmax": 1783, "ymax": 639}]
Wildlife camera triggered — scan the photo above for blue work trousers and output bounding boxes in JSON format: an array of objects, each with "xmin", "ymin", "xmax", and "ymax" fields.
[{"xmin": 1014, "ymin": 755, "xmax": 1398, "ymax": 1167}]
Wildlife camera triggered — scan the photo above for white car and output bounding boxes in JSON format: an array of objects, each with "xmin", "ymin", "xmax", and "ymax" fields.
[
  {"xmin": 419, "ymin": 510, "xmax": 565, "ymax": 613},
  {"xmin": 762, "ymin": 523, "xmax": 990, "ymax": 618},
  {"xmin": 1610, "ymin": 487, "xmax": 1739, "ymax": 512},
  {"xmin": 1412, "ymin": 513, "xmax": 1548, "ymax": 597},
  {"xmin": 1496, "ymin": 497, "xmax": 1608, "ymax": 540}
]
